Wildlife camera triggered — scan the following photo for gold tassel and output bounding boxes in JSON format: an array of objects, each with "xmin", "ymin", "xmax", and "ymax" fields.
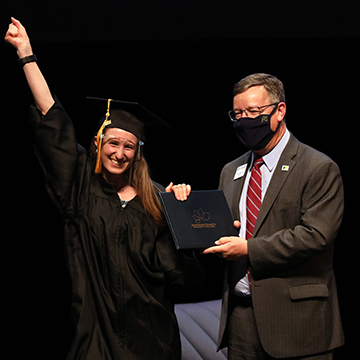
[{"xmin": 95, "ymin": 99, "xmax": 112, "ymax": 174}]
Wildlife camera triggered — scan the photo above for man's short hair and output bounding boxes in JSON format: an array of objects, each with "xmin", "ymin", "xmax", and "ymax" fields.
[{"xmin": 233, "ymin": 73, "xmax": 286, "ymax": 103}]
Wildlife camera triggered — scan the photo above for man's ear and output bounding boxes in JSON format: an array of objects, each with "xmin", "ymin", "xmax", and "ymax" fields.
[{"xmin": 277, "ymin": 102, "xmax": 286, "ymax": 122}]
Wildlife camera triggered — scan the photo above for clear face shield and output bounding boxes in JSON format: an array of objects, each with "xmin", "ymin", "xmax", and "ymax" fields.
[{"xmin": 101, "ymin": 134, "xmax": 144, "ymax": 160}]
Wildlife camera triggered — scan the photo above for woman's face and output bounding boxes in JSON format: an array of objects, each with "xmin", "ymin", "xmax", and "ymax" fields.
[{"xmin": 96, "ymin": 127, "xmax": 138, "ymax": 180}]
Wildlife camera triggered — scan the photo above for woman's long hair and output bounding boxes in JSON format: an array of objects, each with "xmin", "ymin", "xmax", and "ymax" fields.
[
  {"xmin": 128, "ymin": 153, "xmax": 164, "ymax": 226},
  {"xmin": 90, "ymin": 136, "xmax": 164, "ymax": 226}
]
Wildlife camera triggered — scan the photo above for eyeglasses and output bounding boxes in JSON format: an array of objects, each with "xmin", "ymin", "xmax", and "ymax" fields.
[{"xmin": 228, "ymin": 103, "xmax": 279, "ymax": 122}]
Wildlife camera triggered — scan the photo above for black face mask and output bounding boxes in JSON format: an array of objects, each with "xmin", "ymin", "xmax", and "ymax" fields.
[{"xmin": 233, "ymin": 104, "xmax": 279, "ymax": 150}]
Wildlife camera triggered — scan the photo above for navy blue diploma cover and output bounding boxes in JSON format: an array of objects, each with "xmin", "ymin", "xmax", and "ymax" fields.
[{"xmin": 158, "ymin": 190, "xmax": 238, "ymax": 249}]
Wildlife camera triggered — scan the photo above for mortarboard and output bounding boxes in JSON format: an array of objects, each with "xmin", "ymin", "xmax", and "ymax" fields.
[{"xmin": 87, "ymin": 97, "xmax": 170, "ymax": 173}]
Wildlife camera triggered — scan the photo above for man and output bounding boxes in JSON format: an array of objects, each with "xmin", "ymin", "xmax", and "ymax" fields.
[{"xmin": 201, "ymin": 73, "xmax": 344, "ymax": 359}]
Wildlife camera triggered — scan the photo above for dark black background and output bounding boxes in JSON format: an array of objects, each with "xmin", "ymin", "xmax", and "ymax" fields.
[{"xmin": 2, "ymin": 1, "xmax": 357, "ymax": 358}]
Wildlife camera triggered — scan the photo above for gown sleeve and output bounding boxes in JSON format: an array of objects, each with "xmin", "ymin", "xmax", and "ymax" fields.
[
  {"xmin": 151, "ymin": 191, "xmax": 205, "ymax": 290},
  {"xmin": 155, "ymin": 225, "xmax": 206, "ymax": 290},
  {"xmin": 151, "ymin": 181, "xmax": 206, "ymax": 289},
  {"xmin": 29, "ymin": 96, "xmax": 86, "ymax": 217}
]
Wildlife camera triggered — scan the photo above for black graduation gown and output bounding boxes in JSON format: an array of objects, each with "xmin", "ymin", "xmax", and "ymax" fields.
[{"xmin": 29, "ymin": 98, "xmax": 202, "ymax": 360}]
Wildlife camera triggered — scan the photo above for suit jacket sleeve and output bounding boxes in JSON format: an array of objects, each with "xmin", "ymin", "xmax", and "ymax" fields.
[{"xmin": 248, "ymin": 156, "xmax": 344, "ymax": 280}]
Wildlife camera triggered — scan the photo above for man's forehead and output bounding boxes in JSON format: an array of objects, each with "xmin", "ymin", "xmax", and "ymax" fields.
[{"xmin": 233, "ymin": 85, "xmax": 270, "ymax": 107}]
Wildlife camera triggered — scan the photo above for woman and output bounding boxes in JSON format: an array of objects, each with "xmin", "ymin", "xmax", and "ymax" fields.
[{"xmin": 5, "ymin": 18, "xmax": 198, "ymax": 360}]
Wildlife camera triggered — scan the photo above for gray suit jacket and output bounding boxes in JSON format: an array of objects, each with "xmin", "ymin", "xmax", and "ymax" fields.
[{"xmin": 218, "ymin": 134, "xmax": 344, "ymax": 358}]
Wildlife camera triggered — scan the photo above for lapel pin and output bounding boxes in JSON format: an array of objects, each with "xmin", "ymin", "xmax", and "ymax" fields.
[{"xmin": 281, "ymin": 165, "xmax": 289, "ymax": 171}]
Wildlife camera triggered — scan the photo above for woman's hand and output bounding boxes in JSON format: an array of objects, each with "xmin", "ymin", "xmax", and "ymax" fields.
[
  {"xmin": 4, "ymin": 17, "xmax": 33, "ymax": 58},
  {"xmin": 5, "ymin": 17, "xmax": 54, "ymax": 115},
  {"xmin": 165, "ymin": 182, "xmax": 191, "ymax": 201}
]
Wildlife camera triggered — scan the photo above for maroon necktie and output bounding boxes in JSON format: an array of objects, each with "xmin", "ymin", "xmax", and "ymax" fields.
[
  {"xmin": 245, "ymin": 157, "xmax": 263, "ymax": 290},
  {"xmin": 246, "ymin": 157, "xmax": 264, "ymax": 240}
]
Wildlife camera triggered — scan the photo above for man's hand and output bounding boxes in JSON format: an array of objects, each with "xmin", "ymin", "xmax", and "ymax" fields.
[
  {"xmin": 202, "ymin": 221, "xmax": 247, "ymax": 261},
  {"xmin": 165, "ymin": 182, "xmax": 191, "ymax": 201},
  {"xmin": 4, "ymin": 18, "xmax": 33, "ymax": 58}
]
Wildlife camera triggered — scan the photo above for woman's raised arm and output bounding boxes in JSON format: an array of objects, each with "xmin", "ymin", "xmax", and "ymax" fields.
[{"xmin": 5, "ymin": 17, "xmax": 55, "ymax": 115}]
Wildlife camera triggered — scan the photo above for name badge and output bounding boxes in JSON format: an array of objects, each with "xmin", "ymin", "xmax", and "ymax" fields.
[{"xmin": 234, "ymin": 164, "xmax": 247, "ymax": 180}]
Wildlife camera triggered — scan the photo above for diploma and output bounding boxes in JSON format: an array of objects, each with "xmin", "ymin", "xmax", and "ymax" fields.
[{"xmin": 159, "ymin": 190, "xmax": 238, "ymax": 249}]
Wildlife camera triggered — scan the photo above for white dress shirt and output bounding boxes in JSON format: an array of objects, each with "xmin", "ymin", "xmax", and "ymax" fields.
[{"xmin": 234, "ymin": 129, "xmax": 290, "ymax": 296}]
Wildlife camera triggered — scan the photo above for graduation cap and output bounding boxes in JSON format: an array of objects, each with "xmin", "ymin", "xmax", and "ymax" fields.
[{"xmin": 87, "ymin": 97, "xmax": 171, "ymax": 174}]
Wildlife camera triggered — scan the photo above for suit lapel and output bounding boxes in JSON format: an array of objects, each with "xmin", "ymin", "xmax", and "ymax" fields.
[
  {"xmin": 230, "ymin": 153, "xmax": 252, "ymax": 219},
  {"xmin": 253, "ymin": 135, "xmax": 299, "ymax": 236}
]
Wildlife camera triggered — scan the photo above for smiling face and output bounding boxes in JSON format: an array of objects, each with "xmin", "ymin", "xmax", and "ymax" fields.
[{"xmin": 95, "ymin": 127, "xmax": 138, "ymax": 183}]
